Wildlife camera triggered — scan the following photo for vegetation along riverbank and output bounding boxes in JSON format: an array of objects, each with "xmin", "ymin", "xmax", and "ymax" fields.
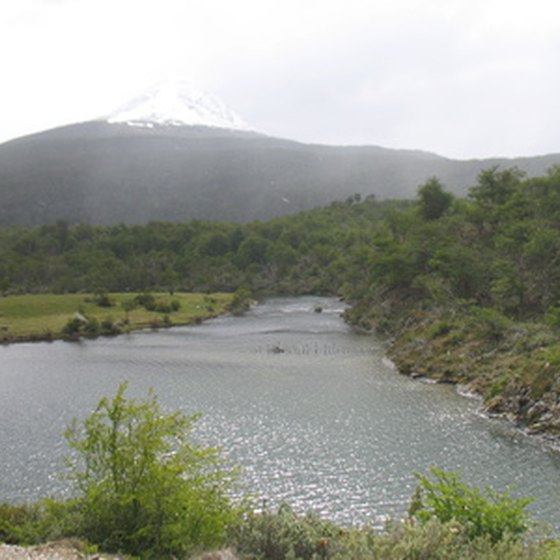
[
  {"xmin": 2, "ymin": 167, "xmax": 560, "ymax": 438},
  {"xmin": 0, "ymin": 292, "xmax": 236, "ymax": 343}
]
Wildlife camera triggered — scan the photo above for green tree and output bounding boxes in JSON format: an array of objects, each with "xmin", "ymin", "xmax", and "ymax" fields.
[
  {"xmin": 64, "ymin": 383, "xmax": 238, "ymax": 558},
  {"xmin": 417, "ymin": 177, "xmax": 454, "ymax": 220},
  {"xmin": 469, "ymin": 167, "xmax": 524, "ymax": 207}
]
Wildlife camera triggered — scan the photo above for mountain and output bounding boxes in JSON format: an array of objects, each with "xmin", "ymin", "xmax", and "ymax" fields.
[
  {"xmin": 106, "ymin": 81, "xmax": 253, "ymax": 131},
  {"xmin": 1, "ymin": 83, "xmax": 560, "ymax": 226}
]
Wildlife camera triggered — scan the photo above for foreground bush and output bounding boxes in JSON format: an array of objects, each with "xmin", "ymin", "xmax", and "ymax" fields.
[
  {"xmin": 227, "ymin": 506, "xmax": 553, "ymax": 560},
  {"xmin": 64, "ymin": 383, "xmax": 239, "ymax": 558},
  {"xmin": 0, "ymin": 503, "xmax": 40, "ymax": 544},
  {"xmin": 409, "ymin": 467, "xmax": 533, "ymax": 543},
  {"xmin": 229, "ymin": 503, "xmax": 342, "ymax": 560}
]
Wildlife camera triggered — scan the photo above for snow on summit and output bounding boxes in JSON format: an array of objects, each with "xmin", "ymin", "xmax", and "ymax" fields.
[{"xmin": 107, "ymin": 81, "xmax": 252, "ymax": 131}]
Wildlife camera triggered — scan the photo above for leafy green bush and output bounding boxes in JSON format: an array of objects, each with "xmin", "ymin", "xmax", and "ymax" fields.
[
  {"xmin": 133, "ymin": 292, "xmax": 157, "ymax": 310},
  {"xmin": 152, "ymin": 300, "xmax": 180, "ymax": 313},
  {"xmin": 64, "ymin": 383, "xmax": 239, "ymax": 558},
  {"xmin": 229, "ymin": 503, "xmax": 340, "ymax": 560},
  {"xmin": 62, "ymin": 317, "xmax": 84, "ymax": 336},
  {"xmin": 131, "ymin": 293, "xmax": 181, "ymax": 313},
  {"xmin": 228, "ymin": 288, "xmax": 252, "ymax": 314},
  {"xmin": 0, "ymin": 503, "xmax": 38, "ymax": 544},
  {"xmin": 92, "ymin": 293, "xmax": 113, "ymax": 308},
  {"xmin": 409, "ymin": 468, "xmax": 533, "ymax": 543}
]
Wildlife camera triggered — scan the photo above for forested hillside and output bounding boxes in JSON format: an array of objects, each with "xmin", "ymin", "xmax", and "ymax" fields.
[
  {"xmin": 2, "ymin": 166, "xmax": 560, "ymax": 436},
  {"xmin": 2, "ymin": 121, "xmax": 560, "ymax": 226}
]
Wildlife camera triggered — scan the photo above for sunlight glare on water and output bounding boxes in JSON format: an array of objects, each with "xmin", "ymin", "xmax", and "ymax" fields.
[{"xmin": 1, "ymin": 297, "xmax": 560, "ymax": 530}]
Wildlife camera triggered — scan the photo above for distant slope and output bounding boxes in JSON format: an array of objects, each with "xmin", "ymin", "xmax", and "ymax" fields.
[{"xmin": 1, "ymin": 121, "xmax": 559, "ymax": 225}]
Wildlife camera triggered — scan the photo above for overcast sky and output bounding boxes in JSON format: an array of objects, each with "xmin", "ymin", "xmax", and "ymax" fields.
[{"xmin": 2, "ymin": 0, "xmax": 559, "ymax": 159}]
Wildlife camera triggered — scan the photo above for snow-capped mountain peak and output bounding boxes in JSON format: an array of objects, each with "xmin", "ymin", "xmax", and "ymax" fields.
[{"xmin": 106, "ymin": 81, "xmax": 252, "ymax": 131}]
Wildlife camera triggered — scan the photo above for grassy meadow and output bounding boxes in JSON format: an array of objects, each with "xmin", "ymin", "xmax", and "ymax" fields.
[{"xmin": 0, "ymin": 292, "xmax": 234, "ymax": 342}]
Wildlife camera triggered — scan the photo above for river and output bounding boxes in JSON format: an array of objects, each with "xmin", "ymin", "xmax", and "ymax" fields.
[{"xmin": 1, "ymin": 296, "xmax": 559, "ymax": 530}]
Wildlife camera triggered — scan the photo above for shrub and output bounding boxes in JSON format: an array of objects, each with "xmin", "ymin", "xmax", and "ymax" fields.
[
  {"xmin": 92, "ymin": 293, "xmax": 113, "ymax": 308},
  {"xmin": 228, "ymin": 288, "xmax": 252, "ymax": 315},
  {"xmin": 229, "ymin": 503, "xmax": 340, "ymax": 560},
  {"xmin": 64, "ymin": 383, "xmax": 238, "ymax": 558},
  {"xmin": 339, "ymin": 518, "xmax": 546, "ymax": 560},
  {"xmin": 149, "ymin": 300, "xmax": 181, "ymax": 313},
  {"xmin": 409, "ymin": 468, "xmax": 533, "ymax": 543},
  {"xmin": 132, "ymin": 294, "xmax": 181, "ymax": 314},
  {"xmin": 133, "ymin": 293, "xmax": 156, "ymax": 310},
  {"xmin": 82, "ymin": 317, "xmax": 100, "ymax": 336},
  {"xmin": 467, "ymin": 306, "xmax": 512, "ymax": 341},
  {"xmin": 0, "ymin": 503, "xmax": 38, "ymax": 544},
  {"xmin": 62, "ymin": 317, "xmax": 84, "ymax": 336},
  {"xmin": 99, "ymin": 318, "xmax": 121, "ymax": 336}
]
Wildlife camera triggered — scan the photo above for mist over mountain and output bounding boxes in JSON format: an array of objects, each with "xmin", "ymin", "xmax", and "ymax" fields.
[{"xmin": 1, "ymin": 82, "xmax": 559, "ymax": 226}]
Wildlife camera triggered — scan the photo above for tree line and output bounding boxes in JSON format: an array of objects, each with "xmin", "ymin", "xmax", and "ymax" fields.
[
  {"xmin": 0, "ymin": 196, "xmax": 405, "ymax": 296},
  {"xmin": 2, "ymin": 166, "xmax": 560, "ymax": 329}
]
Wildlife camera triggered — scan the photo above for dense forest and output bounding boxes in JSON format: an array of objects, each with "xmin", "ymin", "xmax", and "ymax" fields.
[
  {"xmin": 2, "ymin": 167, "xmax": 560, "ymax": 435},
  {"xmin": 0, "ymin": 193, "xmax": 405, "ymax": 295}
]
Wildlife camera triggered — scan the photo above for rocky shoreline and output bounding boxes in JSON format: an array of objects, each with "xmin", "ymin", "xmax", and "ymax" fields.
[
  {"xmin": 346, "ymin": 300, "xmax": 560, "ymax": 449},
  {"xmin": 385, "ymin": 330, "xmax": 560, "ymax": 450}
]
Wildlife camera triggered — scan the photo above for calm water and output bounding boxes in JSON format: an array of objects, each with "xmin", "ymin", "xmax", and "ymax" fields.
[{"xmin": 1, "ymin": 296, "xmax": 560, "ymax": 530}]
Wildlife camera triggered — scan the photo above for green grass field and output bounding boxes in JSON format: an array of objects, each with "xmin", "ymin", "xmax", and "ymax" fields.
[{"xmin": 0, "ymin": 292, "xmax": 234, "ymax": 342}]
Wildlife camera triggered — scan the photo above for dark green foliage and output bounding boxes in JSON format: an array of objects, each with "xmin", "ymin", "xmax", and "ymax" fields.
[
  {"xmin": 417, "ymin": 177, "xmax": 454, "ymax": 220},
  {"xmin": 92, "ymin": 293, "xmax": 113, "ymax": 307},
  {"xmin": 409, "ymin": 468, "xmax": 533, "ymax": 543},
  {"xmin": 133, "ymin": 292, "xmax": 157, "ymax": 310},
  {"xmin": 151, "ymin": 299, "xmax": 181, "ymax": 313},
  {"xmin": 0, "ymin": 198, "xmax": 402, "ymax": 297},
  {"xmin": 62, "ymin": 317, "xmax": 84, "ymax": 336},
  {"xmin": 132, "ymin": 293, "xmax": 181, "ymax": 313},
  {"xmin": 62, "ymin": 315, "xmax": 121, "ymax": 338},
  {"xmin": 228, "ymin": 287, "xmax": 252, "ymax": 314},
  {"xmin": 0, "ymin": 503, "xmax": 38, "ymax": 544},
  {"xmin": 469, "ymin": 167, "xmax": 525, "ymax": 207}
]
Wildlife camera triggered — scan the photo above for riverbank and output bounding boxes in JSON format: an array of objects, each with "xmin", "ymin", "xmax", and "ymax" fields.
[
  {"xmin": 345, "ymin": 295, "xmax": 560, "ymax": 444},
  {"xmin": 0, "ymin": 293, "xmax": 235, "ymax": 344}
]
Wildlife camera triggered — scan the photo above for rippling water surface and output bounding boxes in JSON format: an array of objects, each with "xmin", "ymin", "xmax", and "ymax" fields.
[{"xmin": 1, "ymin": 297, "xmax": 560, "ymax": 529}]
